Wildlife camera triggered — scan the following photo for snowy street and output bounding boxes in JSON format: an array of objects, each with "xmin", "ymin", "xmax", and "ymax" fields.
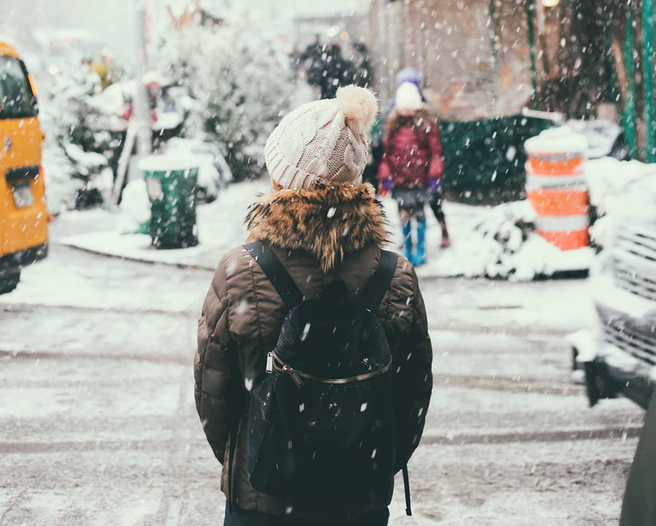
[
  {"xmin": 3, "ymin": 0, "xmax": 656, "ymax": 524},
  {"xmin": 0, "ymin": 235, "xmax": 643, "ymax": 525}
]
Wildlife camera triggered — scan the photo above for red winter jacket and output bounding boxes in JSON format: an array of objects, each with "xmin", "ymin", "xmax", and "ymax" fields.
[{"xmin": 379, "ymin": 107, "xmax": 444, "ymax": 189}]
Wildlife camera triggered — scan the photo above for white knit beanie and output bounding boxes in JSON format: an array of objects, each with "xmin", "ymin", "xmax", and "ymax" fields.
[
  {"xmin": 395, "ymin": 82, "xmax": 423, "ymax": 112},
  {"xmin": 265, "ymin": 85, "xmax": 379, "ymax": 190}
]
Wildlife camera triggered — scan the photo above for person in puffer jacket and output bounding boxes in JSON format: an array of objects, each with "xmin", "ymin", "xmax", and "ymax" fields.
[
  {"xmin": 379, "ymin": 82, "xmax": 449, "ymax": 266},
  {"xmin": 195, "ymin": 85, "xmax": 433, "ymax": 526}
]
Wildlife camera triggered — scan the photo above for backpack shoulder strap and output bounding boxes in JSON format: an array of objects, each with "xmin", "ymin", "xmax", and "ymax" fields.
[
  {"xmin": 244, "ymin": 241, "xmax": 304, "ymax": 309},
  {"xmin": 360, "ymin": 250, "xmax": 398, "ymax": 314}
]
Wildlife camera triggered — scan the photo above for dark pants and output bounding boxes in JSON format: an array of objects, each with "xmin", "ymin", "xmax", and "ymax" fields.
[
  {"xmin": 428, "ymin": 186, "xmax": 445, "ymax": 222},
  {"xmin": 392, "ymin": 187, "xmax": 429, "ymax": 222},
  {"xmin": 223, "ymin": 504, "xmax": 390, "ymax": 526}
]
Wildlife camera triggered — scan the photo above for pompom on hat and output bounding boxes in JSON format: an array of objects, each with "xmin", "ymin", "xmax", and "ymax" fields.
[
  {"xmin": 395, "ymin": 82, "xmax": 423, "ymax": 112},
  {"xmin": 264, "ymin": 85, "xmax": 379, "ymax": 190}
]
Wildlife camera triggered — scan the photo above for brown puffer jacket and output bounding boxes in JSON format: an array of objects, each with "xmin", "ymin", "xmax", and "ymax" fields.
[{"xmin": 195, "ymin": 182, "xmax": 433, "ymax": 518}]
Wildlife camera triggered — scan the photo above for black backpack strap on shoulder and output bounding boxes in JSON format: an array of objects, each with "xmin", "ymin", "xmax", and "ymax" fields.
[
  {"xmin": 403, "ymin": 465, "xmax": 412, "ymax": 516},
  {"xmin": 227, "ymin": 427, "xmax": 238, "ymax": 510},
  {"xmin": 360, "ymin": 250, "xmax": 398, "ymax": 314},
  {"xmin": 244, "ymin": 241, "xmax": 304, "ymax": 309}
]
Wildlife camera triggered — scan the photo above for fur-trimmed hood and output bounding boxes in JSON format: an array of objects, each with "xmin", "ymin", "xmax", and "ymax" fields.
[{"xmin": 246, "ymin": 182, "xmax": 389, "ymax": 272}]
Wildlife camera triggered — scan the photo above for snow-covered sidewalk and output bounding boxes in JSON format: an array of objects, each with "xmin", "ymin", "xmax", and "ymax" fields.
[
  {"xmin": 57, "ymin": 179, "xmax": 269, "ymax": 271},
  {"xmin": 56, "ymin": 178, "xmax": 596, "ymax": 279}
]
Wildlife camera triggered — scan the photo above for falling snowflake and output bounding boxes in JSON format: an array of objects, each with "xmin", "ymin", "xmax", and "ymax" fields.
[
  {"xmin": 506, "ymin": 146, "xmax": 517, "ymax": 162},
  {"xmin": 301, "ymin": 323, "xmax": 311, "ymax": 341},
  {"xmin": 236, "ymin": 299, "xmax": 249, "ymax": 315}
]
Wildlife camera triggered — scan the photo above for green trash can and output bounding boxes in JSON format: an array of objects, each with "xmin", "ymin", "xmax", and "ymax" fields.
[{"xmin": 139, "ymin": 155, "xmax": 199, "ymax": 249}]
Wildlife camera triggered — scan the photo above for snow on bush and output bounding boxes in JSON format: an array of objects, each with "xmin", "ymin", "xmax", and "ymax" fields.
[
  {"xmin": 419, "ymin": 200, "xmax": 565, "ymax": 281},
  {"xmin": 43, "ymin": 66, "xmax": 112, "ymax": 170},
  {"xmin": 420, "ymin": 202, "xmax": 594, "ymax": 281},
  {"xmin": 420, "ymin": 157, "xmax": 654, "ymax": 281},
  {"xmin": 41, "ymin": 64, "xmax": 118, "ymax": 211},
  {"xmin": 155, "ymin": 6, "xmax": 294, "ymax": 180}
]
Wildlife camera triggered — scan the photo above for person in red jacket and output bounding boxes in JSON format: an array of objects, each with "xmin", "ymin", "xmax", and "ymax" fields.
[{"xmin": 379, "ymin": 82, "xmax": 449, "ymax": 266}]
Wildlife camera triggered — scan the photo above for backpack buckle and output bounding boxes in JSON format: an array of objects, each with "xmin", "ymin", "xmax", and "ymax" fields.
[{"xmin": 266, "ymin": 352, "xmax": 274, "ymax": 374}]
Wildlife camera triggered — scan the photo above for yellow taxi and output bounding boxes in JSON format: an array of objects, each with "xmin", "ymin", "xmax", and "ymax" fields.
[{"xmin": 0, "ymin": 40, "xmax": 48, "ymax": 294}]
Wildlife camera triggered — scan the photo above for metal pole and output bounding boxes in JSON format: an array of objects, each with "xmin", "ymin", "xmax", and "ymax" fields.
[
  {"xmin": 624, "ymin": 1, "xmax": 638, "ymax": 159},
  {"xmin": 644, "ymin": 0, "xmax": 656, "ymax": 162},
  {"xmin": 488, "ymin": 0, "xmax": 501, "ymax": 113},
  {"xmin": 524, "ymin": 0, "xmax": 538, "ymax": 110},
  {"xmin": 377, "ymin": 0, "xmax": 389, "ymax": 107},
  {"xmin": 134, "ymin": 0, "xmax": 152, "ymax": 156},
  {"xmin": 604, "ymin": 11, "xmax": 618, "ymax": 103}
]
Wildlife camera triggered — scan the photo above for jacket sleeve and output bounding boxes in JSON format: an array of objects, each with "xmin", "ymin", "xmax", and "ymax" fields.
[
  {"xmin": 393, "ymin": 268, "xmax": 433, "ymax": 471},
  {"xmin": 195, "ymin": 256, "xmax": 240, "ymax": 463},
  {"xmin": 427, "ymin": 119, "xmax": 445, "ymax": 180}
]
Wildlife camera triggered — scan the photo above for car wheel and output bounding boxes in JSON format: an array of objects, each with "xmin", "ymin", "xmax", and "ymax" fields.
[{"xmin": 0, "ymin": 271, "xmax": 20, "ymax": 295}]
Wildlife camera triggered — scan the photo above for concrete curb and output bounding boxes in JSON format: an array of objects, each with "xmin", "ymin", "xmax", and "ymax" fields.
[{"xmin": 57, "ymin": 241, "xmax": 217, "ymax": 272}]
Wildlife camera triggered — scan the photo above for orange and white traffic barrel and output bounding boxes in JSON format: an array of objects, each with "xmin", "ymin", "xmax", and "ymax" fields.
[{"xmin": 525, "ymin": 130, "xmax": 589, "ymax": 251}]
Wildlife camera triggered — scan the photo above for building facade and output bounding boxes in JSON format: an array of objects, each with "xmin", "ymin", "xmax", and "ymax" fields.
[{"xmin": 369, "ymin": 0, "xmax": 533, "ymax": 119}]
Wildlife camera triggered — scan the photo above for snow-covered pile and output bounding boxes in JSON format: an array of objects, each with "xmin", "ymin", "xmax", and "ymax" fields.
[
  {"xmin": 417, "ymin": 156, "xmax": 654, "ymax": 281},
  {"xmin": 417, "ymin": 200, "xmax": 593, "ymax": 281},
  {"xmin": 585, "ymin": 157, "xmax": 656, "ymax": 249},
  {"xmin": 116, "ymin": 179, "xmax": 151, "ymax": 235}
]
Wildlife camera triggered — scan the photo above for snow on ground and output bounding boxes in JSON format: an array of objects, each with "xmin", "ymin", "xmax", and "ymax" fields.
[
  {"xmin": 587, "ymin": 157, "xmax": 656, "ymax": 249},
  {"xmin": 408, "ymin": 199, "xmax": 594, "ymax": 281},
  {"xmin": 58, "ymin": 178, "xmax": 596, "ymax": 281},
  {"xmin": 1, "ymin": 244, "xmax": 211, "ymax": 314},
  {"xmin": 53, "ymin": 155, "xmax": 656, "ymax": 281},
  {"xmin": 57, "ymin": 178, "xmax": 269, "ymax": 270},
  {"xmin": 416, "ymin": 156, "xmax": 655, "ymax": 280}
]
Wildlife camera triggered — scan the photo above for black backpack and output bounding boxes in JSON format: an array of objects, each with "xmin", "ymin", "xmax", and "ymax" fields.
[{"xmin": 237, "ymin": 241, "xmax": 412, "ymax": 515}]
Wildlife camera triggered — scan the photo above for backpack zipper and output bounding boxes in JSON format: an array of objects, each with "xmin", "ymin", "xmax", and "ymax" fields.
[
  {"xmin": 267, "ymin": 352, "xmax": 305, "ymax": 387},
  {"xmin": 282, "ymin": 364, "xmax": 305, "ymax": 388},
  {"xmin": 267, "ymin": 351, "xmax": 392, "ymax": 387}
]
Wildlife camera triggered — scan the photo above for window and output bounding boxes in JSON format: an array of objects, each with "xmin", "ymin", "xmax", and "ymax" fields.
[{"xmin": 0, "ymin": 57, "xmax": 37, "ymax": 120}]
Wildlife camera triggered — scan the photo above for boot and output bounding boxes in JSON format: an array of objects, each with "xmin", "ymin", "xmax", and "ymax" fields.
[
  {"xmin": 413, "ymin": 218, "xmax": 427, "ymax": 266},
  {"xmin": 439, "ymin": 219, "xmax": 451, "ymax": 249},
  {"xmin": 402, "ymin": 221, "xmax": 413, "ymax": 261}
]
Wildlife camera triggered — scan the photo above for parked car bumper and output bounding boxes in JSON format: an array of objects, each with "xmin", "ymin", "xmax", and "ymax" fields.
[
  {"xmin": 572, "ymin": 274, "xmax": 656, "ymax": 409},
  {"xmin": 0, "ymin": 242, "xmax": 48, "ymax": 277}
]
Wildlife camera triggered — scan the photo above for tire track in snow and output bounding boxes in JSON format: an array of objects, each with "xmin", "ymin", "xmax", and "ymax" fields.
[
  {"xmin": 421, "ymin": 426, "xmax": 642, "ymax": 446},
  {"xmin": 0, "ymin": 425, "xmax": 642, "ymax": 455},
  {"xmin": 1, "ymin": 348, "xmax": 581, "ymax": 397},
  {"xmin": 433, "ymin": 373, "xmax": 582, "ymax": 396}
]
